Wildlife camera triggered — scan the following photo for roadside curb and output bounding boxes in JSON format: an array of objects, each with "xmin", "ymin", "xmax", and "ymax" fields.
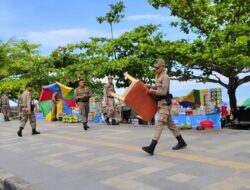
[{"xmin": 0, "ymin": 168, "xmax": 43, "ymax": 190}]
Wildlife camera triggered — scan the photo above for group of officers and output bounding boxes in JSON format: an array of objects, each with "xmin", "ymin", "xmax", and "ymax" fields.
[
  {"xmin": 49, "ymin": 77, "xmax": 117, "ymax": 130},
  {"xmin": 1, "ymin": 58, "xmax": 187, "ymax": 154},
  {"xmin": 1, "ymin": 76, "xmax": 116, "ymax": 136},
  {"xmin": 75, "ymin": 77, "xmax": 117, "ymax": 128}
]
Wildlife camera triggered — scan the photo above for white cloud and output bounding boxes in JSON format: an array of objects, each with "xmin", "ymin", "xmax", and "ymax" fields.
[
  {"xmin": 126, "ymin": 14, "xmax": 177, "ymax": 22},
  {"xmin": 24, "ymin": 28, "xmax": 126, "ymax": 48}
]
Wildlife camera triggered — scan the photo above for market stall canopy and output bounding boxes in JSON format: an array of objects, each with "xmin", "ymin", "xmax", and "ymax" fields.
[
  {"xmin": 179, "ymin": 88, "xmax": 222, "ymax": 109},
  {"xmin": 179, "ymin": 90, "xmax": 197, "ymax": 108},
  {"xmin": 38, "ymin": 82, "xmax": 76, "ymax": 121}
]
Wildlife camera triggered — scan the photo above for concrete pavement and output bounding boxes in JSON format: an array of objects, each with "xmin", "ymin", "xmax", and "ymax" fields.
[{"xmin": 0, "ymin": 119, "xmax": 250, "ymax": 190}]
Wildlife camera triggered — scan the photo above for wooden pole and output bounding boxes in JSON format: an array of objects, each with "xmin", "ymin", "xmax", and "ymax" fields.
[
  {"xmin": 108, "ymin": 92, "xmax": 125, "ymax": 102},
  {"xmin": 123, "ymin": 72, "xmax": 137, "ymax": 83}
]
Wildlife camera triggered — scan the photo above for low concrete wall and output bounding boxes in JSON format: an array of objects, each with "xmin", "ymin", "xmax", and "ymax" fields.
[{"xmin": 0, "ymin": 168, "xmax": 42, "ymax": 190}]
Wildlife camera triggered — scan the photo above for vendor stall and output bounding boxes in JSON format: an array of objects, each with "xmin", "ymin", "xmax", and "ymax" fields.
[
  {"xmin": 172, "ymin": 88, "xmax": 222, "ymax": 129},
  {"xmin": 172, "ymin": 113, "xmax": 221, "ymax": 129}
]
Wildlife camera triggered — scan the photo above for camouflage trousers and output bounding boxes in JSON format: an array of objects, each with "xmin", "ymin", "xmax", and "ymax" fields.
[
  {"xmin": 51, "ymin": 103, "xmax": 57, "ymax": 120},
  {"xmin": 106, "ymin": 98, "xmax": 115, "ymax": 119},
  {"xmin": 77, "ymin": 102, "xmax": 89, "ymax": 123},
  {"xmin": 20, "ymin": 110, "xmax": 36, "ymax": 129},
  {"xmin": 153, "ymin": 104, "xmax": 180, "ymax": 141},
  {"xmin": 18, "ymin": 107, "xmax": 22, "ymax": 120},
  {"xmin": 1, "ymin": 106, "xmax": 10, "ymax": 118}
]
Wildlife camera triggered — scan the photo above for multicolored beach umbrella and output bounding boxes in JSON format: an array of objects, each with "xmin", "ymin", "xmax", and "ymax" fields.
[{"xmin": 38, "ymin": 82, "xmax": 76, "ymax": 121}]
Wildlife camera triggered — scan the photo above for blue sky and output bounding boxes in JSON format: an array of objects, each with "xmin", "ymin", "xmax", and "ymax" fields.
[{"xmin": 1, "ymin": 0, "xmax": 249, "ymax": 104}]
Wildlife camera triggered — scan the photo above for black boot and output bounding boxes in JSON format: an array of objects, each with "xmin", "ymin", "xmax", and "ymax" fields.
[
  {"xmin": 83, "ymin": 123, "xmax": 88, "ymax": 131},
  {"xmin": 142, "ymin": 139, "xmax": 158, "ymax": 155},
  {"xmin": 6, "ymin": 117, "xmax": 10, "ymax": 121},
  {"xmin": 85, "ymin": 122, "xmax": 90, "ymax": 129},
  {"xmin": 105, "ymin": 117, "xmax": 111, "ymax": 125},
  {"xmin": 32, "ymin": 128, "xmax": 40, "ymax": 135},
  {"xmin": 111, "ymin": 119, "xmax": 116, "ymax": 125},
  {"xmin": 172, "ymin": 135, "xmax": 187, "ymax": 150},
  {"xmin": 17, "ymin": 127, "xmax": 23, "ymax": 137}
]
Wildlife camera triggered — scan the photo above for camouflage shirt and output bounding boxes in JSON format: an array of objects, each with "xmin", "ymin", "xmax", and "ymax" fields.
[
  {"xmin": 21, "ymin": 90, "xmax": 33, "ymax": 112},
  {"xmin": 0, "ymin": 94, "xmax": 10, "ymax": 108},
  {"xmin": 103, "ymin": 83, "xmax": 116, "ymax": 102},
  {"xmin": 154, "ymin": 71, "xmax": 170, "ymax": 107},
  {"xmin": 74, "ymin": 87, "xmax": 92, "ymax": 102}
]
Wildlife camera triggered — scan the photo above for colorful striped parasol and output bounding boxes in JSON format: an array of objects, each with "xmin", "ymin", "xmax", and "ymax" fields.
[{"xmin": 38, "ymin": 82, "xmax": 76, "ymax": 121}]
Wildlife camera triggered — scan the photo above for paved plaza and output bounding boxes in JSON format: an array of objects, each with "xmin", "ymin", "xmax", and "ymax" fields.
[{"xmin": 0, "ymin": 119, "xmax": 250, "ymax": 190}]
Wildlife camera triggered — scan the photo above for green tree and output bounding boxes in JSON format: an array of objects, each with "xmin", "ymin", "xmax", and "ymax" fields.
[
  {"xmin": 42, "ymin": 43, "xmax": 108, "ymax": 99},
  {"xmin": 148, "ymin": 0, "xmax": 250, "ymax": 117},
  {"xmin": 0, "ymin": 39, "xmax": 41, "ymax": 99},
  {"xmin": 74, "ymin": 25, "xmax": 166, "ymax": 87},
  {"xmin": 47, "ymin": 25, "xmax": 165, "ymax": 98},
  {"xmin": 97, "ymin": 1, "xmax": 125, "ymax": 39}
]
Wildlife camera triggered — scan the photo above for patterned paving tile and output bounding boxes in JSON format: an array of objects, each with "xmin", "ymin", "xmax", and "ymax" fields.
[
  {"xmin": 167, "ymin": 173, "xmax": 197, "ymax": 183},
  {"xmin": 96, "ymin": 165, "xmax": 117, "ymax": 171},
  {"xmin": 204, "ymin": 177, "xmax": 250, "ymax": 190},
  {"xmin": 1, "ymin": 121, "xmax": 250, "ymax": 190}
]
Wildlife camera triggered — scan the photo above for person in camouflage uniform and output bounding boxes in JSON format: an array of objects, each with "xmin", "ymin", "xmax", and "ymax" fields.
[
  {"xmin": 74, "ymin": 79, "xmax": 92, "ymax": 130},
  {"xmin": 103, "ymin": 76, "xmax": 116, "ymax": 125},
  {"xmin": 17, "ymin": 91, "xmax": 23, "ymax": 120},
  {"xmin": 51, "ymin": 90, "xmax": 59, "ymax": 121},
  {"xmin": 142, "ymin": 59, "xmax": 187, "ymax": 155},
  {"xmin": 17, "ymin": 83, "xmax": 40, "ymax": 137},
  {"xmin": 0, "ymin": 93, "xmax": 10, "ymax": 121}
]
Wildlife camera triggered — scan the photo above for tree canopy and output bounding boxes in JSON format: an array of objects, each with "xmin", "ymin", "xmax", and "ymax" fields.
[
  {"xmin": 147, "ymin": 0, "xmax": 250, "ymax": 115},
  {"xmin": 0, "ymin": 39, "xmax": 41, "ymax": 99}
]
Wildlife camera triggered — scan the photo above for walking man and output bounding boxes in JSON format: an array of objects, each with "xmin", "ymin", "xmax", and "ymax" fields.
[
  {"xmin": 103, "ymin": 76, "xmax": 116, "ymax": 125},
  {"xmin": 17, "ymin": 83, "xmax": 40, "ymax": 137},
  {"xmin": 142, "ymin": 59, "xmax": 187, "ymax": 155},
  {"xmin": 0, "ymin": 93, "xmax": 10, "ymax": 121},
  {"xmin": 74, "ymin": 79, "xmax": 92, "ymax": 130}
]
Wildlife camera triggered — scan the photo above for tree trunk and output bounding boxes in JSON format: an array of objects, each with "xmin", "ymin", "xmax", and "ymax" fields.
[
  {"xmin": 110, "ymin": 23, "xmax": 114, "ymax": 39},
  {"xmin": 227, "ymin": 77, "xmax": 238, "ymax": 119},
  {"xmin": 110, "ymin": 23, "xmax": 116, "ymax": 59}
]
